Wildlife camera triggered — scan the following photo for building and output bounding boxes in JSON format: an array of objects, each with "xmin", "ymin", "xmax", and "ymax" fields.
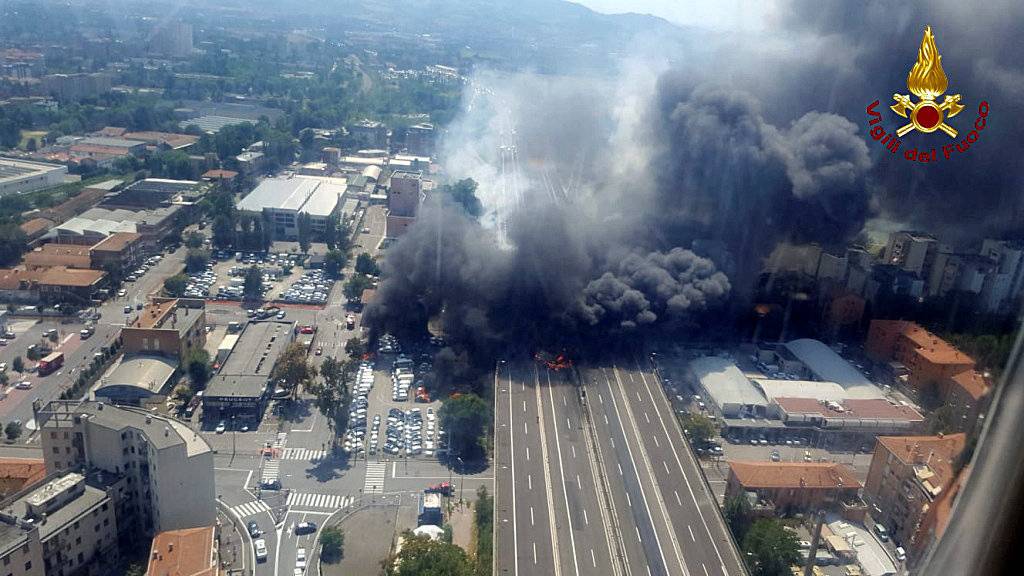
[
  {"xmin": 0, "ymin": 267, "xmax": 106, "ymax": 304},
  {"xmin": 35, "ymin": 400, "xmax": 216, "ymax": 536},
  {"xmin": 0, "ymin": 459, "xmax": 47, "ymax": 499},
  {"xmin": 149, "ymin": 21, "xmax": 193, "ymax": 57},
  {"xmin": 121, "ymin": 131, "xmax": 198, "ymax": 152},
  {"xmin": 88, "ymin": 232, "xmax": 143, "ymax": 273},
  {"xmin": 770, "ymin": 397, "xmax": 924, "ymax": 441},
  {"xmin": 19, "ymin": 218, "xmax": 56, "ymax": 244},
  {"xmin": 0, "ymin": 513, "xmax": 44, "ymax": 576},
  {"xmin": 883, "ymin": 231, "xmax": 938, "ymax": 277},
  {"xmin": 40, "ymin": 73, "xmax": 112, "ymax": 102},
  {"xmin": 725, "ymin": 461, "xmax": 862, "ymax": 515},
  {"xmin": 688, "ymin": 356, "xmax": 768, "ymax": 418},
  {"xmin": 939, "ymin": 369, "xmax": 990, "ymax": 432},
  {"xmin": 237, "ymin": 177, "xmax": 346, "ymax": 241},
  {"xmin": 909, "ymin": 465, "xmax": 968, "ymax": 565},
  {"xmin": 865, "ymin": 320, "xmax": 975, "ymax": 393},
  {"xmin": 764, "ymin": 339, "xmax": 883, "ymax": 398},
  {"xmin": 200, "ymin": 169, "xmax": 238, "ymax": 186},
  {"xmin": 348, "ymin": 119, "xmax": 387, "ymax": 148},
  {"xmin": 70, "ymin": 137, "xmax": 147, "ymax": 157},
  {"xmin": 22, "ymin": 244, "xmax": 92, "ymax": 270},
  {"xmin": 0, "ymin": 471, "xmax": 120, "ymax": 576},
  {"xmin": 235, "ymin": 151, "xmax": 266, "ymax": 174},
  {"xmin": 386, "ymin": 170, "xmax": 422, "ymax": 238},
  {"xmin": 145, "ymin": 525, "xmax": 220, "ymax": 576},
  {"xmin": 864, "ymin": 433, "xmax": 966, "ymax": 554},
  {"xmin": 0, "ymin": 158, "xmax": 67, "ymax": 196},
  {"xmin": 36, "ymin": 179, "xmax": 121, "ymax": 225},
  {"xmin": 404, "ymin": 123, "xmax": 434, "ymax": 156},
  {"xmin": 203, "ymin": 321, "xmax": 295, "ymax": 423},
  {"xmin": 121, "ymin": 298, "xmax": 206, "ymax": 361},
  {"xmin": 94, "ymin": 356, "xmax": 178, "ymax": 407},
  {"xmin": 321, "ymin": 147, "xmax": 342, "ymax": 164}
]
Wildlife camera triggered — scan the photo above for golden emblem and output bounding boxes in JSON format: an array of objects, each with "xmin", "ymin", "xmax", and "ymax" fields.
[{"xmin": 890, "ymin": 26, "xmax": 964, "ymax": 138}]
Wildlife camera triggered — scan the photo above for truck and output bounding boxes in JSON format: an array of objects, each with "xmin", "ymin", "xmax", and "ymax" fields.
[{"xmin": 38, "ymin": 352, "xmax": 64, "ymax": 376}]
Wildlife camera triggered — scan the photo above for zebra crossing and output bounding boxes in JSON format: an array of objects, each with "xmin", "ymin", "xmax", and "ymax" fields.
[
  {"xmin": 286, "ymin": 492, "xmax": 354, "ymax": 510},
  {"xmin": 274, "ymin": 432, "xmax": 288, "ymax": 450},
  {"xmin": 281, "ymin": 448, "xmax": 326, "ymax": 461},
  {"xmin": 363, "ymin": 461, "xmax": 387, "ymax": 494},
  {"xmin": 261, "ymin": 459, "xmax": 280, "ymax": 484},
  {"xmin": 229, "ymin": 499, "xmax": 271, "ymax": 519}
]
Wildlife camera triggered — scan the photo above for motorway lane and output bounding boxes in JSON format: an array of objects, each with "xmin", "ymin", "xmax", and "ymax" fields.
[
  {"xmin": 536, "ymin": 365, "xmax": 616, "ymax": 576},
  {"xmin": 588, "ymin": 366, "xmax": 685, "ymax": 576},
  {"xmin": 615, "ymin": 359, "xmax": 746, "ymax": 576}
]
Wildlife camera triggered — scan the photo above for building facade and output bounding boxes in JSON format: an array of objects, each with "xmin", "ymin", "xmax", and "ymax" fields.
[
  {"xmin": 120, "ymin": 298, "xmax": 206, "ymax": 361},
  {"xmin": 726, "ymin": 461, "xmax": 863, "ymax": 516}
]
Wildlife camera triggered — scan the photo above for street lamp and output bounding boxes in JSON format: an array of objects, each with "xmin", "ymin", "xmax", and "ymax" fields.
[{"xmin": 456, "ymin": 456, "xmax": 465, "ymax": 503}]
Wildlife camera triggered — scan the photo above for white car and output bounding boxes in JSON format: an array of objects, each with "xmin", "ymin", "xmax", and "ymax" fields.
[
  {"xmin": 254, "ymin": 538, "xmax": 268, "ymax": 562},
  {"xmin": 15, "ymin": 381, "xmax": 32, "ymax": 390},
  {"xmin": 215, "ymin": 421, "xmax": 227, "ymax": 434}
]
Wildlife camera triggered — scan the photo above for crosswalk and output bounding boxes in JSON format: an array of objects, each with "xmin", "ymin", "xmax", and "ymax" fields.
[
  {"xmin": 364, "ymin": 461, "xmax": 387, "ymax": 494},
  {"xmin": 281, "ymin": 448, "xmax": 326, "ymax": 461},
  {"xmin": 229, "ymin": 499, "xmax": 271, "ymax": 519},
  {"xmin": 286, "ymin": 492, "xmax": 354, "ymax": 510},
  {"xmin": 261, "ymin": 459, "xmax": 280, "ymax": 484},
  {"xmin": 274, "ymin": 432, "xmax": 288, "ymax": 450}
]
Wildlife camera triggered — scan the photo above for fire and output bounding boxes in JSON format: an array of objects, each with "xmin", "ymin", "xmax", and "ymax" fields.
[
  {"xmin": 908, "ymin": 26, "xmax": 948, "ymax": 101},
  {"xmin": 535, "ymin": 351, "xmax": 573, "ymax": 371}
]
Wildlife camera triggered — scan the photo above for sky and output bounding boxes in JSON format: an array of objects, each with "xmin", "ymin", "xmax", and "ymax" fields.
[{"xmin": 571, "ymin": 0, "xmax": 777, "ymax": 31}]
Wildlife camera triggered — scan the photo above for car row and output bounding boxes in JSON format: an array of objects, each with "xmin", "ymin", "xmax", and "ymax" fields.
[
  {"xmin": 281, "ymin": 269, "xmax": 333, "ymax": 304},
  {"xmin": 341, "ymin": 361, "xmax": 374, "ymax": 454},
  {"xmin": 377, "ymin": 333, "xmax": 400, "ymax": 354}
]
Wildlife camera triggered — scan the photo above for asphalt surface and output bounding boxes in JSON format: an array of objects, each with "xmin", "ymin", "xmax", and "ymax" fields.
[{"xmin": 496, "ymin": 357, "xmax": 746, "ymax": 576}]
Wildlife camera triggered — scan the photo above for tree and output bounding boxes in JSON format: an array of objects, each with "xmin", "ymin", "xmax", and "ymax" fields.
[
  {"xmin": 0, "ymin": 224, "xmax": 28, "ymax": 267},
  {"xmin": 307, "ymin": 355, "xmax": 350, "ymax": 442},
  {"xmin": 25, "ymin": 138, "xmax": 36, "ymax": 152},
  {"xmin": 187, "ymin": 349, "xmax": 212, "ymax": 390},
  {"xmin": 355, "ymin": 252, "xmax": 380, "ymax": 276},
  {"xmin": 12, "ymin": 356, "xmax": 23, "ymax": 373},
  {"xmin": 185, "ymin": 249, "xmax": 209, "ymax": 273},
  {"xmin": 297, "ymin": 213, "xmax": 312, "ymax": 254},
  {"xmin": 475, "ymin": 486, "xmax": 493, "ymax": 573},
  {"xmin": 439, "ymin": 393, "xmax": 490, "ymax": 462},
  {"xmin": 4, "ymin": 421, "xmax": 21, "ymax": 442},
  {"xmin": 723, "ymin": 496, "xmax": 754, "ymax": 542},
  {"xmin": 679, "ymin": 412, "xmax": 718, "ymax": 448},
  {"xmin": 742, "ymin": 519, "xmax": 801, "ymax": 576},
  {"xmin": 443, "ymin": 178, "xmax": 482, "ymax": 218},
  {"xmin": 243, "ymin": 265, "xmax": 264, "ymax": 301},
  {"xmin": 123, "ymin": 563, "xmax": 145, "ymax": 576},
  {"xmin": 392, "ymin": 533, "xmax": 474, "ymax": 576},
  {"xmin": 185, "ymin": 231, "xmax": 205, "ymax": 249},
  {"xmin": 271, "ymin": 342, "xmax": 317, "ymax": 390},
  {"xmin": 0, "ymin": 372, "xmax": 7, "ymax": 387},
  {"xmin": 344, "ymin": 273, "xmax": 373, "ymax": 301},
  {"xmin": 344, "ymin": 337, "xmax": 366, "ymax": 358},
  {"xmin": 163, "ymin": 273, "xmax": 189, "ymax": 297},
  {"xmin": 299, "ymin": 128, "xmax": 316, "ymax": 149},
  {"xmin": 320, "ymin": 526, "xmax": 344, "ymax": 563},
  {"xmin": 324, "ymin": 249, "xmax": 346, "ymax": 277}
]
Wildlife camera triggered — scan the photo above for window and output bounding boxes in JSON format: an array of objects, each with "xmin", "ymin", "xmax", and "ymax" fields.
[{"xmin": 52, "ymin": 446, "xmax": 59, "ymax": 454}]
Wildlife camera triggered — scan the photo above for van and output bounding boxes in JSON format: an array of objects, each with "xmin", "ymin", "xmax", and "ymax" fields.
[
  {"xmin": 254, "ymin": 538, "xmax": 268, "ymax": 562},
  {"xmin": 895, "ymin": 546, "xmax": 906, "ymax": 562},
  {"xmin": 873, "ymin": 523, "xmax": 889, "ymax": 542}
]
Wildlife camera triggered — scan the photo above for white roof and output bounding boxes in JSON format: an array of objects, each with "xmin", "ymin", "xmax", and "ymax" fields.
[
  {"xmin": 690, "ymin": 357, "xmax": 767, "ymax": 409},
  {"xmin": 412, "ymin": 525, "xmax": 444, "ymax": 540},
  {"xmin": 299, "ymin": 184, "xmax": 344, "ymax": 217},
  {"xmin": 54, "ymin": 216, "xmax": 137, "ymax": 237},
  {"xmin": 783, "ymin": 339, "xmax": 881, "ymax": 398},
  {"xmin": 753, "ymin": 378, "xmax": 851, "ymax": 403},
  {"xmin": 239, "ymin": 178, "xmax": 316, "ymax": 212}
]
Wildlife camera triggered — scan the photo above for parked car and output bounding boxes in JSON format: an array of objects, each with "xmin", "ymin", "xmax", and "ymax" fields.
[
  {"xmin": 247, "ymin": 521, "xmax": 261, "ymax": 538},
  {"xmin": 295, "ymin": 521, "xmax": 317, "ymax": 535},
  {"xmin": 254, "ymin": 539, "xmax": 268, "ymax": 562},
  {"xmin": 215, "ymin": 421, "xmax": 227, "ymax": 434}
]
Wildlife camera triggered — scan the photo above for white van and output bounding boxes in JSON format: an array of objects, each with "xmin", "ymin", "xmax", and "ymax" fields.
[{"xmin": 254, "ymin": 538, "xmax": 268, "ymax": 561}]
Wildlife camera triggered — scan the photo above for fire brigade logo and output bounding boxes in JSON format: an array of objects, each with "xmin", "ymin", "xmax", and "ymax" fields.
[{"xmin": 889, "ymin": 26, "xmax": 963, "ymax": 138}]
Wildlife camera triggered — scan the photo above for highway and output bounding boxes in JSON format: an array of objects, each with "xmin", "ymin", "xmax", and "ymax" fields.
[{"xmin": 496, "ymin": 357, "xmax": 746, "ymax": 576}]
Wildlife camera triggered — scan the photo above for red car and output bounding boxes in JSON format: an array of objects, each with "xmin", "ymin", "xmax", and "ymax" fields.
[
  {"xmin": 299, "ymin": 325, "xmax": 316, "ymax": 334},
  {"xmin": 425, "ymin": 482, "xmax": 453, "ymax": 496}
]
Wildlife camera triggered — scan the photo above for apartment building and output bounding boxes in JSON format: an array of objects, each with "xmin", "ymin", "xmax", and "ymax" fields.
[
  {"xmin": 121, "ymin": 298, "xmax": 206, "ymax": 361},
  {"xmin": 865, "ymin": 320, "xmax": 976, "ymax": 391},
  {"xmin": 34, "ymin": 401, "xmax": 215, "ymax": 538},
  {"xmin": 726, "ymin": 461, "xmax": 862, "ymax": 515}
]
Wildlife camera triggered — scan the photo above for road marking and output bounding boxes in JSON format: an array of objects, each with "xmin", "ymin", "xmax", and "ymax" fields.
[
  {"xmin": 280, "ymin": 448, "xmax": 326, "ymax": 462},
  {"xmin": 524, "ymin": 422, "xmax": 528, "ymax": 435},
  {"xmin": 610, "ymin": 437, "xmax": 615, "ymax": 448},
  {"xmin": 536, "ymin": 366, "xmax": 565, "ymax": 576},
  {"xmin": 636, "ymin": 391, "xmax": 642, "ymax": 401},
  {"xmin": 583, "ymin": 509, "xmax": 589, "ymax": 525},
  {"xmin": 544, "ymin": 367, "xmax": 579, "ymax": 576},
  {"xmin": 644, "ymin": 412, "xmax": 650, "ymax": 423},
  {"xmin": 591, "ymin": 549, "xmax": 597, "ymax": 568},
  {"xmin": 228, "ymin": 500, "xmax": 271, "ymax": 518},
  {"xmin": 625, "ymin": 493, "xmax": 632, "ymax": 507},
  {"xmin": 688, "ymin": 525, "xmax": 696, "ymax": 542},
  {"xmin": 663, "ymin": 461, "xmax": 670, "ymax": 474},
  {"xmin": 528, "ymin": 474, "xmax": 533, "ymax": 490},
  {"xmin": 506, "ymin": 366, "xmax": 520, "ymax": 576},
  {"xmin": 523, "ymin": 400, "xmax": 527, "ymax": 412},
  {"xmin": 674, "ymin": 491, "xmax": 682, "ymax": 506},
  {"xmin": 636, "ymin": 526, "xmax": 642, "ymax": 542},
  {"xmin": 653, "ymin": 436, "xmax": 660, "ymax": 448},
  {"xmin": 286, "ymin": 493, "xmax": 352, "ymax": 510},
  {"xmin": 567, "ymin": 417, "xmax": 571, "ymax": 430},
  {"xmin": 526, "ymin": 447, "xmax": 530, "ymax": 461},
  {"xmin": 532, "ymin": 542, "xmax": 537, "ymax": 564},
  {"xmin": 571, "ymin": 445, "xmax": 576, "ymax": 459},
  {"xmin": 598, "ymin": 393, "xmax": 603, "ymax": 404},
  {"xmin": 604, "ymin": 414, "xmax": 609, "ymax": 425},
  {"xmin": 617, "ymin": 462, "xmax": 623, "ymax": 475},
  {"xmin": 363, "ymin": 461, "xmax": 387, "ymax": 494},
  {"xmin": 576, "ymin": 474, "xmax": 581, "ymax": 490},
  {"xmin": 530, "ymin": 506, "xmax": 535, "ymax": 526},
  {"xmin": 702, "ymin": 564, "xmax": 710, "ymax": 576}
]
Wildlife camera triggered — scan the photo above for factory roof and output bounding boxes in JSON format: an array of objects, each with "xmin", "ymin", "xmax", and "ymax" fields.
[
  {"xmin": 220, "ymin": 320, "xmax": 294, "ymax": 377},
  {"xmin": 690, "ymin": 356, "xmax": 767, "ymax": 409},
  {"xmin": 98, "ymin": 355, "xmax": 178, "ymax": 396},
  {"xmin": 239, "ymin": 177, "xmax": 343, "ymax": 217},
  {"xmin": 23, "ymin": 243, "xmax": 92, "ymax": 269},
  {"xmin": 754, "ymin": 379, "xmax": 853, "ymax": 403},
  {"xmin": 19, "ymin": 217, "xmax": 56, "ymax": 238},
  {"xmin": 180, "ymin": 115, "xmax": 254, "ymax": 133},
  {"xmin": 78, "ymin": 136, "xmax": 145, "ymax": 149},
  {"xmin": 0, "ymin": 157, "xmax": 65, "ymax": 180},
  {"xmin": 774, "ymin": 397, "xmax": 924, "ymax": 424},
  {"xmin": 53, "ymin": 215, "xmax": 137, "ymax": 237},
  {"xmin": 783, "ymin": 339, "xmax": 880, "ymax": 397}
]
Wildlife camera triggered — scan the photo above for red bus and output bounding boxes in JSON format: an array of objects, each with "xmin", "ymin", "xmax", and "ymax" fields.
[{"xmin": 38, "ymin": 352, "xmax": 64, "ymax": 376}]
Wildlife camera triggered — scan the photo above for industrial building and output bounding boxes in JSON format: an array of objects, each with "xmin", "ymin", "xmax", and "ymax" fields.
[
  {"xmin": 0, "ymin": 158, "xmax": 67, "ymax": 196},
  {"xmin": 237, "ymin": 176, "xmax": 346, "ymax": 241},
  {"xmin": 759, "ymin": 339, "xmax": 883, "ymax": 399},
  {"xmin": 689, "ymin": 356, "xmax": 768, "ymax": 418},
  {"xmin": 203, "ymin": 320, "xmax": 295, "ymax": 423},
  {"xmin": 94, "ymin": 355, "xmax": 178, "ymax": 407}
]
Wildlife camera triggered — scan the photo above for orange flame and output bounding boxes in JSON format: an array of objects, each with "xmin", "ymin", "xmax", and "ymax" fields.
[
  {"xmin": 907, "ymin": 26, "xmax": 948, "ymax": 101},
  {"xmin": 535, "ymin": 351, "xmax": 573, "ymax": 371}
]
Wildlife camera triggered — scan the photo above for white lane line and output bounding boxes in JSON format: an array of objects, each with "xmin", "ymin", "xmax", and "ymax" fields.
[
  {"xmin": 533, "ymin": 542, "xmax": 537, "ymax": 564},
  {"xmin": 702, "ymin": 563, "xmax": 710, "ymax": 576},
  {"xmin": 523, "ymin": 400, "xmax": 527, "ymax": 412},
  {"xmin": 663, "ymin": 461, "xmax": 670, "ymax": 474},
  {"xmin": 590, "ymin": 549, "xmax": 597, "ymax": 568},
  {"xmin": 531, "ymin": 506, "xmax": 535, "ymax": 526},
  {"xmin": 598, "ymin": 393, "xmax": 603, "ymax": 404},
  {"xmin": 524, "ymin": 421, "xmax": 528, "ymax": 435},
  {"xmin": 688, "ymin": 525, "xmax": 696, "ymax": 542},
  {"xmin": 528, "ymin": 474, "xmax": 533, "ymax": 490},
  {"xmin": 506, "ymin": 366, "xmax": 519, "ymax": 576},
  {"xmin": 583, "ymin": 509, "xmax": 589, "ymax": 525},
  {"xmin": 653, "ymin": 436, "xmax": 660, "ymax": 448},
  {"xmin": 567, "ymin": 417, "xmax": 571, "ymax": 430},
  {"xmin": 545, "ymin": 367, "xmax": 579, "ymax": 576},
  {"xmin": 563, "ymin": 395, "xmax": 567, "ymax": 407},
  {"xmin": 604, "ymin": 414, "xmax": 609, "ymax": 425},
  {"xmin": 636, "ymin": 526, "xmax": 642, "ymax": 542},
  {"xmin": 526, "ymin": 447, "xmax": 530, "ymax": 461},
  {"xmin": 636, "ymin": 391, "xmax": 642, "ymax": 401},
  {"xmin": 576, "ymin": 474, "xmax": 581, "ymax": 490},
  {"xmin": 626, "ymin": 492, "xmax": 632, "ymax": 507},
  {"xmin": 537, "ymin": 366, "xmax": 566, "ymax": 576},
  {"xmin": 674, "ymin": 490, "xmax": 682, "ymax": 506},
  {"xmin": 610, "ymin": 437, "xmax": 615, "ymax": 448},
  {"xmin": 617, "ymin": 462, "xmax": 623, "ymax": 475},
  {"xmin": 644, "ymin": 412, "xmax": 650, "ymax": 423},
  {"xmin": 571, "ymin": 445, "xmax": 576, "ymax": 459}
]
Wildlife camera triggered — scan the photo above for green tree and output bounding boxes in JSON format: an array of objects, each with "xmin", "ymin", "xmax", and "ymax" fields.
[
  {"xmin": 187, "ymin": 349, "xmax": 212, "ymax": 390},
  {"xmin": 392, "ymin": 533, "xmax": 474, "ymax": 576},
  {"xmin": 25, "ymin": 138, "xmax": 36, "ymax": 152},
  {"xmin": 439, "ymin": 393, "xmax": 490, "ymax": 461},
  {"xmin": 271, "ymin": 342, "xmax": 317, "ymax": 391},
  {"xmin": 185, "ymin": 249, "xmax": 209, "ymax": 273},
  {"xmin": 307, "ymin": 356, "xmax": 350, "ymax": 442},
  {"xmin": 0, "ymin": 224, "xmax": 28, "ymax": 266},
  {"xmin": 4, "ymin": 421, "xmax": 21, "ymax": 442},
  {"xmin": 443, "ymin": 178, "xmax": 482, "ymax": 218},
  {"xmin": 185, "ymin": 231, "xmax": 205, "ymax": 249},
  {"xmin": 723, "ymin": 496, "xmax": 754, "ymax": 542},
  {"xmin": 123, "ymin": 563, "xmax": 145, "ymax": 576},
  {"xmin": 355, "ymin": 252, "xmax": 380, "ymax": 276},
  {"xmin": 344, "ymin": 273, "xmax": 373, "ymax": 301},
  {"xmin": 163, "ymin": 273, "xmax": 189, "ymax": 297},
  {"xmin": 299, "ymin": 128, "xmax": 316, "ymax": 149},
  {"xmin": 243, "ymin": 265, "xmax": 264, "ymax": 301},
  {"xmin": 12, "ymin": 356, "xmax": 24, "ymax": 373},
  {"xmin": 743, "ymin": 519, "xmax": 801, "ymax": 576},
  {"xmin": 324, "ymin": 249, "xmax": 346, "ymax": 277},
  {"xmin": 297, "ymin": 213, "xmax": 312, "ymax": 254},
  {"xmin": 344, "ymin": 337, "xmax": 366, "ymax": 358},
  {"xmin": 0, "ymin": 372, "xmax": 7, "ymax": 387},
  {"xmin": 679, "ymin": 412, "xmax": 718, "ymax": 447},
  {"xmin": 320, "ymin": 526, "xmax": 345, "ymax": 563},
  {"xmin": 475, "ymin": 486, "xmax": 493, "ymax": 573}
]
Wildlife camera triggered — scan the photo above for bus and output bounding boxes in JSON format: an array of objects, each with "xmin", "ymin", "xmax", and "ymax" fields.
[{"xmin": 38, "ymin": 352, "xmax": 64, "ymax": 376}]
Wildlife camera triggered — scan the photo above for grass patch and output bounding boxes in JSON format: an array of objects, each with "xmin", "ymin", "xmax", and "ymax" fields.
[
  {"xmin": 18, "ymin": 130, "xmax": 46, "ymax": 150},
  {"xmin": 473, "ymin": 486, "xmax": 493, "ymax": 576}
]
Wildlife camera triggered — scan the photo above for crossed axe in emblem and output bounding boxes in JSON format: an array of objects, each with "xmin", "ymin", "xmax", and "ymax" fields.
[{"xmin": 890, "ymin": 94, "xmax": 964, "ymax": 138}]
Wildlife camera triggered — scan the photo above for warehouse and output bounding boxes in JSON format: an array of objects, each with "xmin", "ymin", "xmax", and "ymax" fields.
[
  {"xmin": 237, "ymin": 176, "xmax": 346, "ymax": 240},
  {"xmin": 203, "ymin": 320, "xmax": 294, "ymax": 423},
  {"xmin": 689, "ymin": 356, "xmax": 768, "ymax": 418},
  {"xmin": 0, "ymin": 158, "xmax": 67, "ymax": 196}
]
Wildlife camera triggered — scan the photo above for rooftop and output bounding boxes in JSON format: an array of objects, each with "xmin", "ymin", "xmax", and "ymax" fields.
[
  {"xmin": 23, "ymin": 243, "xmax": 92, "ymax": 269},
  {"xmin": 783, "ymin": 339, "xmax": 881, "ymax": 397},
  {"xmin": 53, "ymin": 215, "xmax": 137, "ymax": 237},
  {"xmin": 78, "ymin": 136, "xmax": 145, "ymax": 149},
  {"xmin": 34, "ymin": 266, "xmax": 106, "ymax": 288},
  {"xmin": 0, "ymin": 458, "xmax": 47, "ymax": 498},
  {"xmin": 729, "ymin": 461, "xmax": 862, "ymax": 490},
  {"xmin": 0, "ymin": 157, "xmax": 65, "ymax": 180},
  {"xmin": 202, "ymin": 169, "xmax": 238, "ymax": 180},
  {"xmin": 775, "ymin": 397, "xmax": 924, "ymax": 423},
  {"xmin": 238, "ymin": 177, "xmax": 343, "ymax": 217},
  {"xmin": 900, "ymin": 323, "xmax": 975, "ymax": 366},
  {"xmin": 69, "ymin": 401, "xmax": 210, "ymax": 457},
  {"xmin": 204, "ymin": 374, "xmax": 268, "ymax": 400},
  {"xmin": 754, "ymin": 378, "xmax": 853, "ymax": 403},
  {"xmin": 90, "ymin": 231, "xmax": 142, "ymax": 253},
  {"xmin": 949, "ymin": 369, "xmax": 989, "ymax": 400},
  {"xmin": 220, "ymin": 320, "xmax": 294, "ymax": 377},
  {"xmin": 19, "ymin": 217, "xmax": 55, "ymax": 238},
  {"xmin": 876, "ymin": 433, "xmax": 966, "ymax": 489},
  {"xmin": 5, "ymin": 472, "xmax": 109, "ymax": 541},
  {"xmin": 147, "ymin": 525, "xmax": 218, "ymax": 576},
  {"xmin": 690, "ymin": 356, "xmax": 768, "ymax": 409},
  {"xmin": 98, "ymin": 355, "xmax": 178, "ymax": 396}
]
